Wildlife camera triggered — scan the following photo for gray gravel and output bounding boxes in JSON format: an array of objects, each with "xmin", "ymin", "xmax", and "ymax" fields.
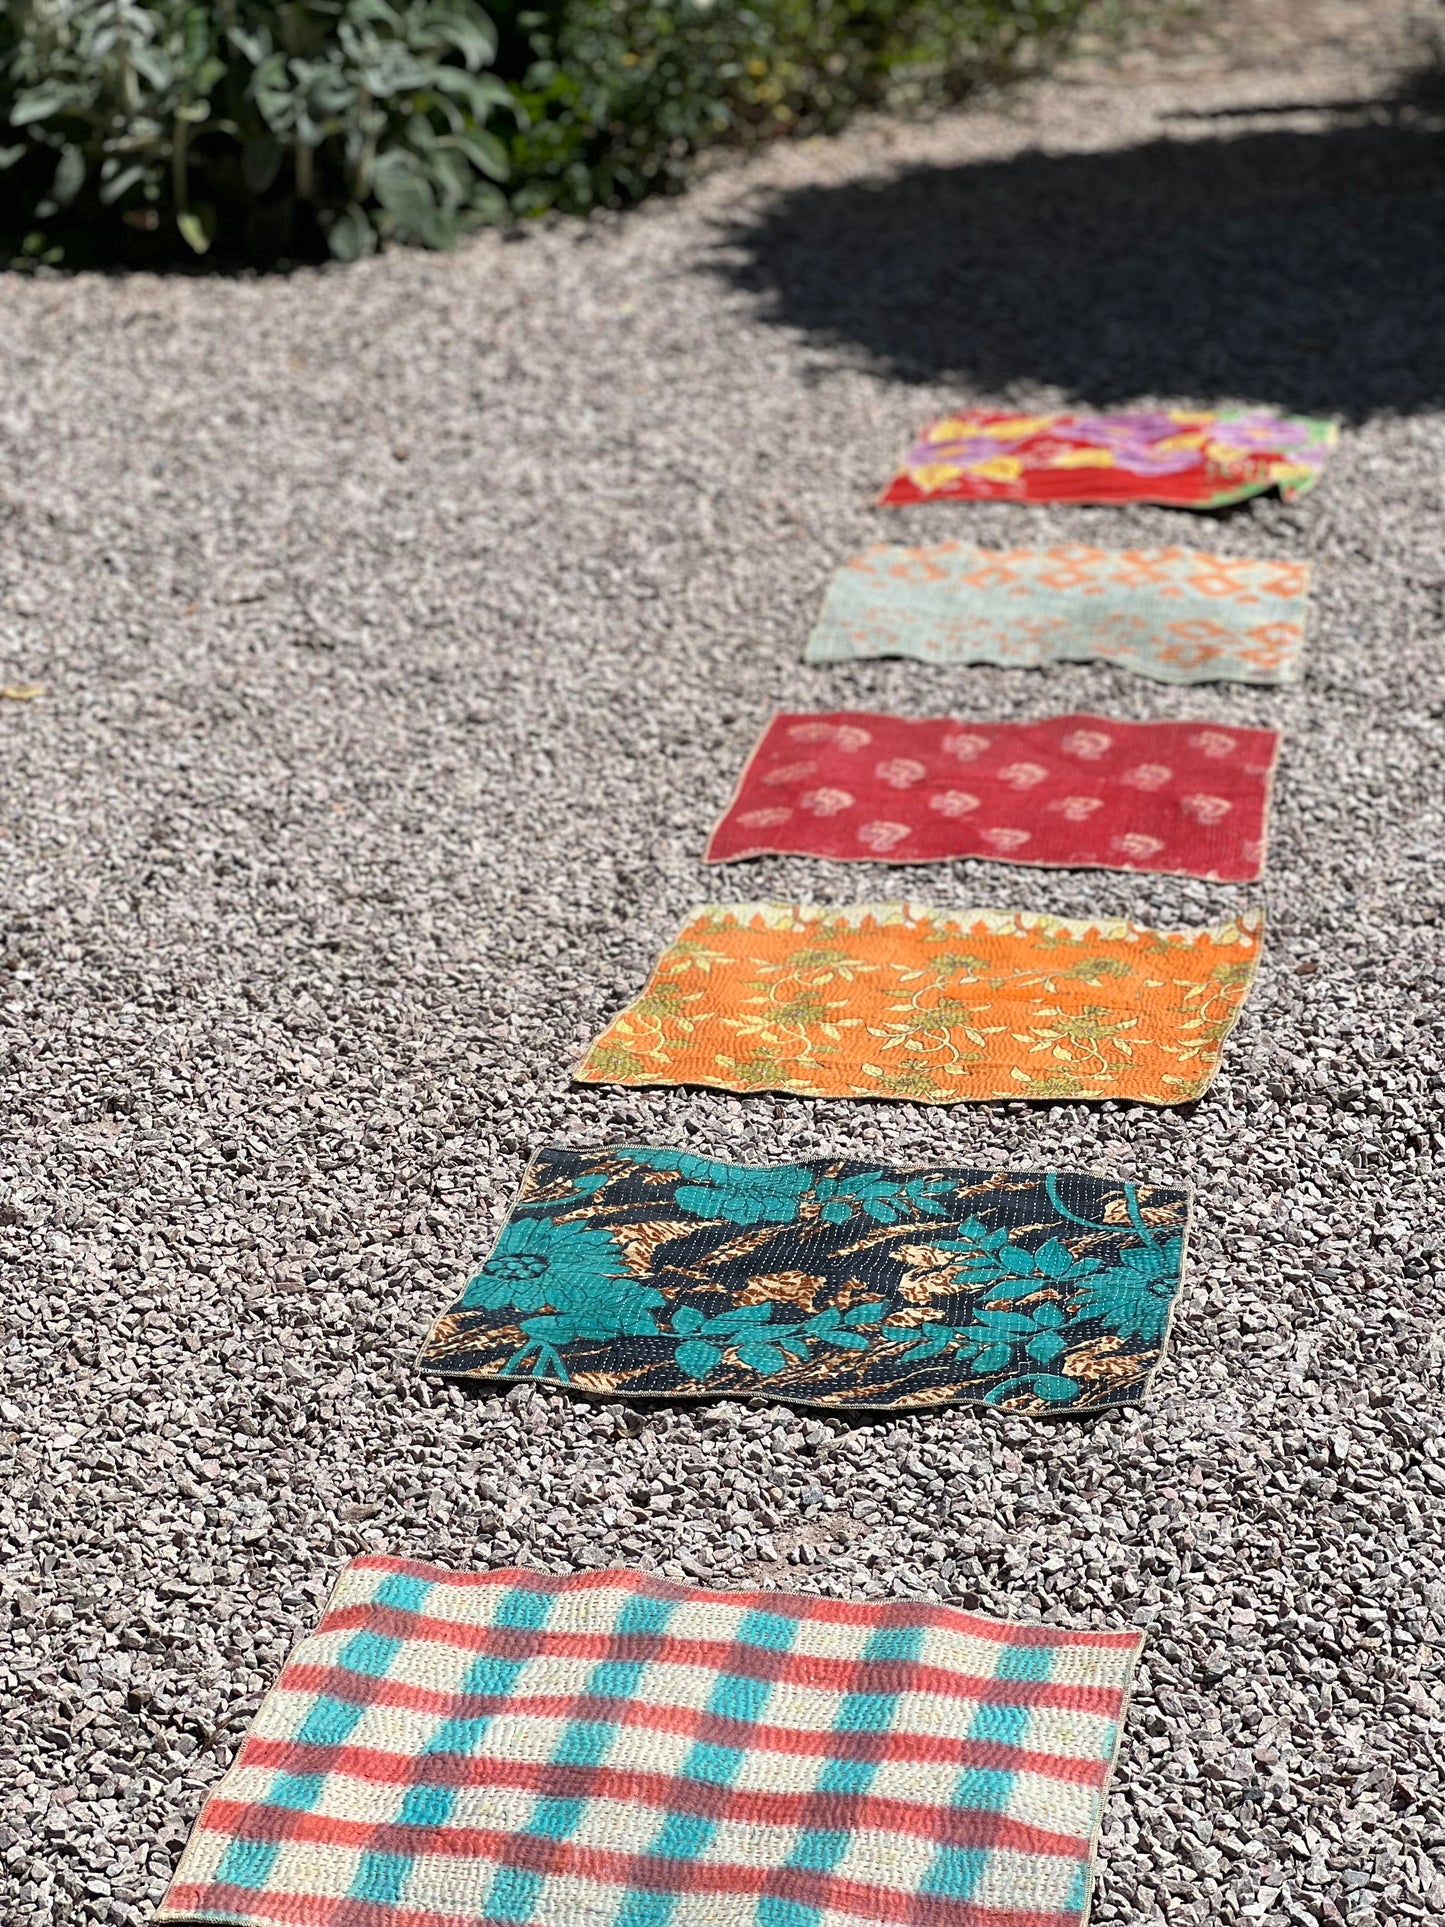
[{"xmin": 2, "ymin": 6, "xmax": 1444, "ymax": 1925}]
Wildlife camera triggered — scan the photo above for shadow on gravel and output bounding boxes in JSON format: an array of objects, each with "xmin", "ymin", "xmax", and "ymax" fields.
[{"xmin": 722, "ymin": 114, "xmax": 1445, "ymax": 419}]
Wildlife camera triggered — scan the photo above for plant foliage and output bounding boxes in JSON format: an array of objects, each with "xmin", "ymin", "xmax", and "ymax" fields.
[
  {"xmin": 0, "ymin": 0, "xmax": 516, "ymax": 263},
  {"xmin": 1, "ymin": 0, "xmax": 1103, "ymax": 263},
  {"xmin": 497, "ymin": 0, "xmax": 1100, "ymax": 214}
]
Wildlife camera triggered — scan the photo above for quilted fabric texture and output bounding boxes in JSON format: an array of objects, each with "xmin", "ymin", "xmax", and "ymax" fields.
[
  {"xmin": 575, "ymin": 901, "xmax": 1263, "ymax": 1105},
  {"xmin": 803, "ymin": 544, "xmax": 1311, "ymax": 686},
  {"xmin": 879, "ymin": 408, "xmax": 1336, "ymax": 509},
  {"xmin": 158, "ymin": 1558, "xmax": 1144, "ymax": 1927},
  {"xmin": 420, "ymin": 1146, "xmax": 1192, "ymax": 1415},
  {"xmin": 706, "ymin": 711, "xmax": 1279, "ymax": 882}
]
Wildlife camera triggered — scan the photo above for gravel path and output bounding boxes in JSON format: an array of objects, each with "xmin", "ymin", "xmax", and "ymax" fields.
[{"xmin": 2, "ymin": 6, "xmax": 1444, "ymax": 1924}]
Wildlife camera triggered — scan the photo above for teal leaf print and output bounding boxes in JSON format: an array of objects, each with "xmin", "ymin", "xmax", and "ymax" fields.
[
  {"xmin": 985, "ymin": 1373, "xmax": 1081, "ymax": 1406},
  {"xmin": 1066, "ymin": 1235, "xmax": 1184, "ymax": 1347},
  {"xmin": 674, "ymin": 1171, "xmax": 811, "ymax": 1223},
  {"xmin": 460, "ymin": 1213, "xmax": 620, "ymax": 1314},
  {"xmin": 423, "ymin": 1151, "xmax": 1189, "ymax": 1415},
  {"xmin": 804, "ymin": 1307, "xmax": 870, "ymax": 1352},
  {"xmin": 900, "ymin": 1323, "xmax": 959, "ymax": 1360},
  {"xmin": 1026, "ymin": 1330, "xmax": 1068, "ymax": 1364},
  {"xmin": 809, "ymin": 1171, "xmax": 953, "ymax": 1224},
  {"xmin": 735, "ymin": 1342, "xmax": 790, "ymax": 1375},
  {"xmin": 462, "ymin": 1210, "xmax": 664, "ymax": 1351},
  {"xmin": 613, "ymin": 1148, "xmax": 812, "ymax": 1224},
  {"xmin": 675, "ymin": 1338, "xmax": 723, "ymax": 1378}
]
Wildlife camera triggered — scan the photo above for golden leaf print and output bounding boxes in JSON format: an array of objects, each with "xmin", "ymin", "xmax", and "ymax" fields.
[
  {"xmin": 738, "ymin": 1271, "xmax": 829, "ymax": 1313},
  {"xmin": 895, "ymin": 1244, "xmax": 971, "ymax": 1303},
  {"xmin": 610, "ymin": 1219, "xmax": 698, "ymax": 1277},
  {"xmin": 576, "ymin": 903, "xmax": 1262, "ymax": 1104}
]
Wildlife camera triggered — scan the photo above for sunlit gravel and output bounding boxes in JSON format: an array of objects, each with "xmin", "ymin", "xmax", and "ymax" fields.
[{"xmin": 1, "ymin": 12, "xmax": 1443, "ymax": 1926}]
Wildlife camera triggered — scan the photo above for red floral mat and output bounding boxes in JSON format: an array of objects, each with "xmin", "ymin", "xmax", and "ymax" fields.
[
  {"xmin": 706, "ymin": 711, "xmax": 1280, "ymax": 882},
  {"xmin": 879, "ymin": 408, "xmax": 1336, "ymax": 509}
]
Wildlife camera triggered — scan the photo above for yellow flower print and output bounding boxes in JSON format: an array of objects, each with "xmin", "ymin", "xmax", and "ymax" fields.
[
  {"xmin": 972, "ymin": 416, "xmax": 1057, "ymax": 440},
  {"xmin": 908, "ymin": 461, "xmax": 965, "ymax": 492},
  {"xmin": 966, "ymin": 456, "xmax": 1024, "ymax": 483},
  {"xmin": 923, "ymin": 416, "xmax": 975, "ymax": 443}
]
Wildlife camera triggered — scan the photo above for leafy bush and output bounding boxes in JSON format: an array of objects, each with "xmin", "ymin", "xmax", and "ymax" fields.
[
  {"xmin": 0, "ymin": 0, "xmax": 516, "ymax": 264},
  {"xmin": 498, "ymin": 0, "xmax": 1100, "ymax": 215},
  {"xmin": 0, "ymin": 0, "xmax": 1103, "ymax": 262}
]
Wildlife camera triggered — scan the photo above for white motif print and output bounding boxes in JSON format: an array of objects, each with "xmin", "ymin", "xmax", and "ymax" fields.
[
  {"xmin": 1112, "ymin": 833, "xmax": 1166, "ymax": 859},
  {"xmin": 998, "ymin": 762, "xmax": 1049, "ymax": 790},
  {"xmin": 1180, "ymin": 794, "xmax": 1233, "ymax": 823},
  {"xmin": 737, "ymin": 807, "xmax": 793, "ymax": 829},
  {"xmin": 1048, "ymin": 796, "xmax": 1104, "ymax": 822},
  {"xmin": 1188, "ymin": 730, "xmax": 1238, "ymax": 758},
  {"xmin": 762, "ymin": 760, "xmax": 817, "ymax": 786},
  {"xmin": 942, "ymin": 732, "xmax": 991, "ymax": 761},
  {"xmin": 834, "ymin": 725, "xmax": 873, "ymax": 753},
  {"xmin": 981, "ymin": 827, "xmax": 1031, "ymax": 851},
  {"xmin": 786, "ymin": 721, "xmax": 842, "ymax": 744},
  {"xmin": 1060, "ymin": 728, "xmax": 1113, "ymax": 760},
  {"xmin": 1120, "ymin": 764, "xmax": 1172, "ymax": 791},
  {"xmin": 857, "ymin": 821, "xmax": 911, "ymax": 853},
  {"xmin": 928, "ymin": 791, "xmax": 980, "ymax": 818},
  {"xmin": 799, "ymin": 788, "xmax": 854, "ymax": 817},
  {"xmin": 875, "ymin": 758, "xmax": 928, "ymax": 789}
]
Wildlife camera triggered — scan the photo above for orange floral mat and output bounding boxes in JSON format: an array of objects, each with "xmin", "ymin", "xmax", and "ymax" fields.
[{"xmin": 576, "ymin": 902, "xmax": 1263, "ymax": 1105}]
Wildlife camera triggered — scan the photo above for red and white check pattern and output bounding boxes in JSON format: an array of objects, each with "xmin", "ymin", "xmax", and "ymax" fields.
[{"xmin": 160, "ymin": 1559, "xmax": 1143, "ymax": 1927}]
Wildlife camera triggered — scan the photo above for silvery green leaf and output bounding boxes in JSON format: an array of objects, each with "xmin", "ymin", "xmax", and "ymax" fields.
[
  {"xmin": 98, "ymin": 163, "xmax": 148, "ymax": 205},
  {"xmin": 452, "ymin": 126, "xmax": 508, "ymax": 181},
  {"xmin": 52, "ymin": 146, "xmax": 85, "ymax": 208},
  {"xmin": 11, "ymin": 84, "xmax": 78, "ymax": 126},
  {"xmin": 325, "ymin": 202, "xmax": 377, "ymax": 261}
]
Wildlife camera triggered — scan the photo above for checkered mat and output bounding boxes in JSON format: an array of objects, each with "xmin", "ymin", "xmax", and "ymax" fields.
[{"xmin": 158, "ymin": 1559, "xmax": 1144, "ymax": 1927}]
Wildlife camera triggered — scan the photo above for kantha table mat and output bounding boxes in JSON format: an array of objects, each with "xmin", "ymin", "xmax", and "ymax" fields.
[
  {"xmin": 574, "ymin": 901, "xmax": 1262, "ymax": 1106},
  {"xmin": 159, "ymin": 1556, "xmax": 1145, "ymax": 1927},
  {"xmin": 420, "ymin": 1147, "xmax": 1191, "ymax": 1415},
  {"xmin": 879, "ymin": 408, "xmax": 1336, "ymax": 510},
  {"xmin": 804, "ymin": 543, "xmax": 1311, "ymax": 686},
  {"xmin": 707, "ymin": 711, "xmax": 1279, "ymax": 883}
]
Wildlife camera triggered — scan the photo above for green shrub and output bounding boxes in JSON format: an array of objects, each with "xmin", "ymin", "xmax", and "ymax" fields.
[
  {"xmin": 498, "ymin": 0, "xmax": 1100, "ymax": 215},
  {"xmin": 1, "ymin": 0, "xmax": 1103, "ymax": 263},
  {"xmin": 0, "ymin": 0, "xmax": 516, "ymax": 264}
]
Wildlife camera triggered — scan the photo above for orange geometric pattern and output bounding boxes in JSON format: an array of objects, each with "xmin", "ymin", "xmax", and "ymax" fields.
[{"xmin": 576, "ymin": 902, "xmax": 1264, "ymax": 1106}]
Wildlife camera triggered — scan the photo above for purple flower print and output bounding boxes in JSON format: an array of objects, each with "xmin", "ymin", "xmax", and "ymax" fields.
[
  {"xmin": 1212, "ymin": 410, "xmax": 1328, "ymax": 468},
  {"xmin": 1066, "ymin": 414, "xmax": 1204, "ymax": 476},
  {"xmin": 905, "ymin": 433, "xmax": 1017, "ymax": 467}
]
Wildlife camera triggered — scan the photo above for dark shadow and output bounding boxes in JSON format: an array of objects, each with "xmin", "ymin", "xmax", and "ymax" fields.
[
  {"xmin": 435, "ymin": 1371, "xmax": 1123, "ymax": 1429},
  {"xmin": 720, "ymin": 114, "xmax": 1445, "ymax": 419}
]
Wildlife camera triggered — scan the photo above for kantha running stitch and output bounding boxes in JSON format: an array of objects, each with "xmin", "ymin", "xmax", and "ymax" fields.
[
  {"xmin": 159, "ymin": 1557, "xmax": 1145, "ymax": 1927},
  {"xmin": 707, "ymin": 711, "xmax": 1279, "ymax": 882},
  {"xmin": 804, "ymin": 544, "xmax": 1311, "ymax": 685},
  {"xmin": 575, "ymin": 901, "xmax": 1262, "ymax": 1106},
  {"xmin": 420, "ymin": 1147, "xmax": 1191, "ymax": 1414}
]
